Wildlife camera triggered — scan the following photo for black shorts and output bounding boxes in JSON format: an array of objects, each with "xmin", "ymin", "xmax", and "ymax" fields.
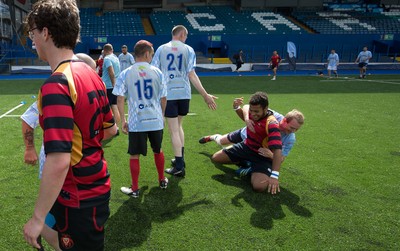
[
  {"xmin": 107, "ymin": 88, "xmax": 117, "ymax": 105},
  {"xmin": 227, "ymin": 129, "xmax": 244, "ymax": 144},
  {"xmin": 223, "ymin": 142, "xmax": 272, "ymax": 176},
  {"xmin": 270, "ymin": 64, "xmax": 278, "ymax": 70},
  {"xmin": 128, "ymin": 130, "xmax": 163, "ymax": 156},
  {"xmin": 50, "ymin": 200, "xmax": 110, "ymax": 251},
  {"xmin": 165, "ymin": 99, "xmax": 190, "ymax": 118},
  {"xmin": 358, "ymin": 62, "xmax": 368, "ymax": 68}
]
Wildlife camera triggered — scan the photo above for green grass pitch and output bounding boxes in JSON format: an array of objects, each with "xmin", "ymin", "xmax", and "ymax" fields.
[{"xmin": 0, "ymin": 74, "xmax": 399, "ymax": 250}]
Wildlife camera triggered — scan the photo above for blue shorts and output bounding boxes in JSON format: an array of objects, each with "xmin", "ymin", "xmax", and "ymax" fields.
[
  {"xmin": 227, "ymin": 129, "xmax": 244, "ymax": 144},
  {"xmin": 223, "ymin": 142, "xmax": 272, "ymax": 176},
  {"xmin": 165, "ymin": 99, "xmax": 190, "ymax": 118},
  {"xmin": 128, "ymin": 130, "xmax": 163, "ymax": 156}
]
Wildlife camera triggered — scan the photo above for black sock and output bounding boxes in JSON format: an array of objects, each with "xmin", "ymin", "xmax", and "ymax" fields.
[{"xmin": 175, "ymin": 156, "xmax": 184, "ymax": 170}]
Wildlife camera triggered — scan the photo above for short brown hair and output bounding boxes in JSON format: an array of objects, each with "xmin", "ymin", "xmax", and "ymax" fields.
[
  {"xmin": 134, "ymin": 40, "xmax": 153, "ymax": 58},
  {"xmin": 25, "ymin": 0, "xmax": 80, "ymax": 50},
  {"xmin": 103, "ymin": 43, "xmax": 113, "ymax": 53}
]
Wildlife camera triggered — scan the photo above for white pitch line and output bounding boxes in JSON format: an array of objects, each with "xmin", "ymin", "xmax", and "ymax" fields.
[
  {"xmin": 1, "ymin": 115, "xmax": 21, "ymax": 118},
  {"xmin": 320, "ymin": 78, "xmax": 400, "ymax": 85},
  {"xmin": 0, "ymin": 103, "xmax": 25, "ymax": 119}
]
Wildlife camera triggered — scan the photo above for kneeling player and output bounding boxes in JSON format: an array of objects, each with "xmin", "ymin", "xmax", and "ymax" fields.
[{"xmin": 211, "ymin": 92, "xmax": 282, "ymax": 194}]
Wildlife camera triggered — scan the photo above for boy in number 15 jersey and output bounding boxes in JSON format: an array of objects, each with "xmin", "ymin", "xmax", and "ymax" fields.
[{"xmin": 113, "ymin": 40, "xmax": 168, "ymax": 198}]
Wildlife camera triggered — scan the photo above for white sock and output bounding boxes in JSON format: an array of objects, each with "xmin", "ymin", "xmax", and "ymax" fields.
[{"xmin": 213, "ymin": 134, "xmax": 222, "ymax": 146}]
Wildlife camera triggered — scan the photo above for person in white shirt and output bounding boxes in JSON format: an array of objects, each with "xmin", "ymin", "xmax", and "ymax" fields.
[
  {"xmin": 327, "ymin": 49, "xmax": 339, "ymax": 78},
  {"xmin": 118, "ymin": 44, "xmax": 135, "ymax": 71},
  {"xmin": 355, "ymin": 46, "xmax": 372, "ymax": 79}
]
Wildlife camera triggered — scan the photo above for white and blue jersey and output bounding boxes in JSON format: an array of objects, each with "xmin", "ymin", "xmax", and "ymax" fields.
[
  {"xmin": 151, "ymin": 40, "xmax": 196, "ymax": 101},
  {"xmin": 20, "ymin": 101, "xmax": 45, "ymax": 178},
  {"xmin": 239, "ymin": 109, "xmax": 296, "ymax": 157},
  {"xmin": 113, "ymin": 62, "xmax": 166, "ymax": 132},
  {"xmin": 327, "ymin": 53, "xmax": 339, "ymax": 67},
  {"xmin": 118, "ymin": 52, "xmax": 135, "ymax": 71},
  {"xmin": 357, "ymin": 50, "xmax": 372, "ymax": 63},
  {"xmin": 102, "ymin": 53, "xmax": 121, "ymax": 89}
]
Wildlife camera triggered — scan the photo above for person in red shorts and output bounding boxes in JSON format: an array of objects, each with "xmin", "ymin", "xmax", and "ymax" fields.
[
  {"xmin": 211, "ymin": 92, "xmax": 282, "ymax": 194},
  {"xmin": 269, "ymin": 50, "xmax": 282, "ymax": 80},
  {"xmin": 23, "ymin": 1, "xmax": 117, "ymax": 250}
]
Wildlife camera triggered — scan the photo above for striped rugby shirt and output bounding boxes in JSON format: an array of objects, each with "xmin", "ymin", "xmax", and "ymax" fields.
[
  {"xmin": 245, "ymin": 110, "xmax": 282, "ymax": 156},
  {"xmin": 37, "ymin": 59, "xmax": 115, "ymax": 208}
]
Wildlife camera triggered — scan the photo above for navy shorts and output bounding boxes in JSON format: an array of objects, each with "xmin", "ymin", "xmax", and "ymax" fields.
[
  {"xmin": 107, "ymin": 88, "xmax": 117, "ymax": 105},
  {"xmin": 165, "ymin": 99, "xmax": 190, "ymax": 118},
  {"xmin": 128, "ymin": 130, "xmax": 163, "ymax": 156},
  {"xmin": 227, "ymin": 129, "xmax": 244, "ymax": 144},
  {"xmin": 358, "ymin": 62, "xmax": 368, "ymax": 68},
  {"xmin": 223, "ymin": 142, "xmax": 272, "ymax": 176},
  {"xmin": 50, "ymin": 200, "xmax": 110, "ymax": 251}
]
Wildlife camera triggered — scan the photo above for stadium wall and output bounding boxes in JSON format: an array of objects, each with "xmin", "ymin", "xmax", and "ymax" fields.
[{"xmin": 74, "ymin": 33, "xmax": 399, "ymax": 63}]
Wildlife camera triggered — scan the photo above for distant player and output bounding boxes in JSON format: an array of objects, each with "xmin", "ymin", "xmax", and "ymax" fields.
[
  {"xmin": 118, "ymin": 44, "xmax": 135, "ymax": 71},
  {"xmin": 113, "ymin": 40, "xmax": 168, "ymax": 198},
  {"xmin": 269, "ymin": 51, "xmax": 281, "ymax": 80},
  {"xmin": 327, "ymin": 49, "xmax": 339, "ymax": 78},
  {"xmin": 355, "ymin": 46, "xmax": 372, "ymax": 79}
]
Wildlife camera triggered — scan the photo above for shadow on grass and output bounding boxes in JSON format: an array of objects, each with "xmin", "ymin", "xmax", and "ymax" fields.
[
  {"xmin": 105, "ymin": 178, "xmax": 212, "ymax": 250},
  {"xmin": 201, "ymin": 152, "xmax": 312, "ymax": 230}
]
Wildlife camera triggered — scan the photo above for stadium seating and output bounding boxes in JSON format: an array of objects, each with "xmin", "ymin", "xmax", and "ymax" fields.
[
  {"xmin": 150, "ymin": 6, "xmax": 304, "ymax": 35},
  {"xmin": 80, "ymin": 8, "xmax": 145, "ymax": 36},
  {"xmin": 293, "ymin": 9, "xmax": 400, "ymax": 34}
]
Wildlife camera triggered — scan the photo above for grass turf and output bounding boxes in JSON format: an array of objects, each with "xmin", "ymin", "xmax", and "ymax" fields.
[{"xmin": 0, "ymin": 75, "xmax": 399, "ymax": 250}]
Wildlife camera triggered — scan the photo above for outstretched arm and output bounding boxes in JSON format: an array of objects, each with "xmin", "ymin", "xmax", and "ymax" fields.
[{"xmin": 189, "ymin": 70, "xmax": 218, "ymax": 110}]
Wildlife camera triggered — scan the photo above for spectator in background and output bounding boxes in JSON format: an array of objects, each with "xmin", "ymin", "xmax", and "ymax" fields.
[
  {"xmin": 327, "ymin": 49, "xmax": 339, "ymax": 78},
  {"xmin": 102, "ymin": 43, "xmax": 121, "ymax": 133},
  {"xmin": 233, "ymin": 50, "xmax": 244, "ymax": 72},
  {"xmin": 118, "ymin": 44, "xmax": 135, "ymax": 71},
  {"xmin": 355, "ymin": 46, "xmax": 372, "ymax": 79}
]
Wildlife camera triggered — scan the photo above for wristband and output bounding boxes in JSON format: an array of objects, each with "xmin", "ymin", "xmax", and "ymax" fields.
[
  {"xmin": 233, "ymin": 106, "xmax": 241, "ymax": 110},
  {"xmin": 270, "ymin": 171, "xmax": 279, "ymax": 180}
]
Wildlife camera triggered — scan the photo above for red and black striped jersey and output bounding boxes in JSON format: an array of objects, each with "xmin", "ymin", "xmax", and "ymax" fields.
[
  {"xmin": 38, "ymin": 59, "xmax": 115, "ymax": 208},
  {"xmin": 245, "ymin": 111, "xmax": 282, "ymax": 155}
]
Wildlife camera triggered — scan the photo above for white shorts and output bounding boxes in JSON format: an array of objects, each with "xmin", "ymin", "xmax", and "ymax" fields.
[{"xmin": 327, "ymin": 65, "xmax": 337, "ymax": 71}]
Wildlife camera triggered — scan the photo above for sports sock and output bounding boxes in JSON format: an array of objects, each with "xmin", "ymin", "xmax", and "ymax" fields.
[
  {"xmin": 181, "ymin": 147, "xmax": 185, "ymax": 160},
  {"xmin": 214, "ymin": 134, "xmax": 222, "ymax": 146},
  {"xmin": 174, "ymin": 156, "xmax": 184, "ymax": 170},
  {"xmin": 129, "ymin": 158, "xmax": 140, "ymax": 191},
  {"xmin": 154, "ymin": 152, "xmax": 165, "ymax": 181}
]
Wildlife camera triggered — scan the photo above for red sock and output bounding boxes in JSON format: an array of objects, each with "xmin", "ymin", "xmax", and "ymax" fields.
[
  {"xmin": 154, "ymin": 152, "xmax": 165, "ymax": 181},
  {"xmin": 129, "ymin": 158, "xmax": 140, "ymax": 190}
]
